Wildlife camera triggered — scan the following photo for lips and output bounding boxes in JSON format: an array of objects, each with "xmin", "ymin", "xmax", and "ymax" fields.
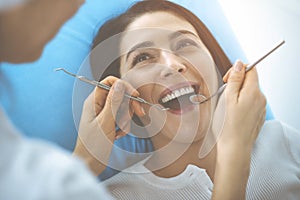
[{"xmin": 158, "ymin": 82, "xmax": 200, "ymax": 114}]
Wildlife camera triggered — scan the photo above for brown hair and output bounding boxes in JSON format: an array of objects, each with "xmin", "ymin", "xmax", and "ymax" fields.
[{"xmin": 90, "ymin": 0, "xmax": 231, "ymax": 80}]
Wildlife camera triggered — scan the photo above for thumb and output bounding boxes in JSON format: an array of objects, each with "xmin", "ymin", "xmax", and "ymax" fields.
[{"xmin": 224, "ymin": 60, "xmax": 245, "ymax": 102}]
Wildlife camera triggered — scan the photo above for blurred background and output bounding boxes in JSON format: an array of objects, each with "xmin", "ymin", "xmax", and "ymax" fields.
[{"xmin": 219, "ymin": 0, "xmax": 300, "ymax": 130}]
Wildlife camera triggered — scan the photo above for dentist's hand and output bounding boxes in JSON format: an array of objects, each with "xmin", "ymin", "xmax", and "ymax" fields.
[
  {"xmin": 212, "ymin": 60, "xmax": 266, "ymax": 200},
  {"xmin": 73, "ymin": 76, "xmax": 145, "ymax": 175},
  {"xmin": 218, "ymin": 60, "xmax": 266, "ymax": 151}
]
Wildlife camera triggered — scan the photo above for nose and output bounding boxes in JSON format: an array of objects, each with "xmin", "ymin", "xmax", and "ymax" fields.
[{"xmin": 159, "ymin": 51, "xmax": 187, "ymax": 78}]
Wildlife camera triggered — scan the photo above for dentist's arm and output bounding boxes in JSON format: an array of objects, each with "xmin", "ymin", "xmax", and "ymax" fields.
[{"xmin": 212, "ymin": 61, "xmax": 266, "ymax": 200}]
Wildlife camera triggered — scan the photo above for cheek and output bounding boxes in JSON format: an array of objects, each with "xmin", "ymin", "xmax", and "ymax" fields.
[
  {"xmin": 138, "ymin": 85, "xmax": 154, "ymax": 102},
  {"xmin": 190, "ymin": 54, "xmax": 215, "ymax": 76},
  {"xmin": 185, "ymin": 53, "xmax": 219, "ymax": 93},
  {"xmin": 121, "ymin": 67, "xmax": 158, "ymax": 88}
]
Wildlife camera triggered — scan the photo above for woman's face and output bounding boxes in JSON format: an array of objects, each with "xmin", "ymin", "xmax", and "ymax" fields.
[{"xmin": 119, "ymin": 12, "xmax": 219, "ymax": 143}]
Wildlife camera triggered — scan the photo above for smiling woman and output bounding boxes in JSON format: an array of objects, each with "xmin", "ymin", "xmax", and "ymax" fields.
[
  {"xmin": 119, "ymin": 27, "xmax": 216, "ymax": 143},
  {"xmin": 72, "ymin": 1, "xmax": 300, "ymax": 200}
]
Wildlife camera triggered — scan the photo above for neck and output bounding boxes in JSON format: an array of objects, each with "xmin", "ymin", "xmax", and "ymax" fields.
[{"xmin": 145, "ymin": 132, "xmax": 216, "ymax": 181}]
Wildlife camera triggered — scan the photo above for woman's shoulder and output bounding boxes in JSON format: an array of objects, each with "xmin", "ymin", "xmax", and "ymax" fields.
[
  {"xmin": 255, "ymin": 119, "xmax": 300, "ymax": 164},
  {"xmin": 259, "ymin": 119, "xmax": 300, "ymax": 142},
  {"xmin": 255, "ymin": 120, "xmax": 284, "ymax": 146},
  {"xmin": 248, "ymin": 120, "xmax": 300, "ymax": 200},
  {"xmin": 260, "ymin": 119, "xmax": 283, "ymax": 131},
  {"xmin": 258, "ymin": 119, "xmax": 293, "ymax": 140}
]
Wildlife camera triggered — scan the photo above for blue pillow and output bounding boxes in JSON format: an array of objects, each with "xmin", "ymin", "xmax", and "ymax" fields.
[
  {"xmin": 0, "ymin": 0, "xmax": 274, "ymax": 180},
  {"xmin": 0, "ymin": 0, "xmax": 139, "ymax": 150}
]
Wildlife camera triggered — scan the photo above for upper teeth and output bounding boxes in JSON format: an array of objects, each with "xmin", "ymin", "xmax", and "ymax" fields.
[{"xmin": 161, "ymin": 86, "xmax": 195, "ymax": 103}]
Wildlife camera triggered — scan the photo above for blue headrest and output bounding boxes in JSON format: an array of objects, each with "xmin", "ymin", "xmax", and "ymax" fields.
[{"xmin": 0, "ymin": 0, "xmax": 274, "ymax": 180}]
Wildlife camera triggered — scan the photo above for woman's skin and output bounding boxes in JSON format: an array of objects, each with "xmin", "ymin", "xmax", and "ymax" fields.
[
  {"xmin": 74, "ymin": 11, "xmax": 266, "ymax": 200},
  {"xmin": 119, "ymin": 12, "xmax": 219, "ymax": 176}
]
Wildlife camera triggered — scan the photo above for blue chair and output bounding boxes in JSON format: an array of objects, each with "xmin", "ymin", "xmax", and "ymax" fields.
[{"xmin": 0, "ymin": 0, "xmax": 274, "ymax": 180}]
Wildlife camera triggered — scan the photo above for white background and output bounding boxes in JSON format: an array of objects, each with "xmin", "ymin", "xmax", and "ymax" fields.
[{"xmin": 219, "ymin": 0, "xmax": 300, "ymax": 130}]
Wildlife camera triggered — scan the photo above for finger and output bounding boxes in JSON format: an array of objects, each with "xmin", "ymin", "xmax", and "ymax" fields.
[
  {"xmin": 241, "ymin": 66, "xmax": 260, "ymax": 91},
  {"xmin": 121, "ymin": 80, "xmax": 139, "ymax": 97},
  {"xmin": 94, "ymin": 76, "xmax": 120, "ymax": 115},
  {"xmin": 120, "ymin": 80, "xmax": 145, "ymax": 116},
  {"xmin": 116, "ymin": 100, "xmax": 132, "ymax": 129},
  {"xmin": 100, "ymin": 75, "xmax": 120, "ymax": 86},
  {"xmin": 131, "ymin": 100, "xmax": 146, "ymax": 117},
  {"xmin": 117, "ymin": 90, "xmax": 145, "ymax": 118},
  {"xmin": 222, "ymin": 67, "xmax": 233, "ymax": 83},
  {"xmin": 223, "ymin": 62, "xmax": 246, "ymax": 82},
  {"xmin": 239, "ymin": 67, "xmax": 262, "ymax": 104},
  {"xmin": 224, "ymin": 60, "xmax": 246, "ymax": 102},
  {"xmin": 94, "ymin": 81, "xmax": 126, "ymax": 143},
  {"xmin": 98, "ymin": 80, "xmax": 126, "ymax": 130},
  {"xmin": 81, "ymin": 90, "xmax": 98, "ymax": 121},
  {"xmin": 115, "ymin": 95, "xmax": 140, "ymax": 135},
  {"xmin": 101, "ymin": 80, "xmax": 125, "ymax": 121}
]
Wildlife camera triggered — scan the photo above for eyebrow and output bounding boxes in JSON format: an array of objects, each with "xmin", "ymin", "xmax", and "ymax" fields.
[
  {"xmin": 169, "ymin": 30, "xmax": 198, "ymax": 40},
  {"xmin": 126, "ymin": 41, "xmax": 154, "ymax": 60}
]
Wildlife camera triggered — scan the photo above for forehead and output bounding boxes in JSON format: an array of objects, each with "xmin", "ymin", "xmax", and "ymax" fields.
[{"xmin": 120, "ymin": 11, "xmax": 198, "ymax": 51}]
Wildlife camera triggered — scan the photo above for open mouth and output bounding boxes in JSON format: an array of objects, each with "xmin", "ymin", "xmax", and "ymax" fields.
[{"xmin": 158, "ymin": 82, "xmax": 199, "ymax": 113}]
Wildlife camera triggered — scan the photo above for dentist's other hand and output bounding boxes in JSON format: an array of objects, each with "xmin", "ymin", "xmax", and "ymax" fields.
[{"xmin": 73, "ymin": 76, "xmax": 145, "ymax": 175}]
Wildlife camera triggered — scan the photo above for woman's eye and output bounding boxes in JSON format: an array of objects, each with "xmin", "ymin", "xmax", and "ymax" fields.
[
  {"xmin": 175, "ymin": 39, "xmax": 198, "ymax": 51},
  {"xmin": 132, "ymin": 53, "xmax": 151, "ymax": 66}
]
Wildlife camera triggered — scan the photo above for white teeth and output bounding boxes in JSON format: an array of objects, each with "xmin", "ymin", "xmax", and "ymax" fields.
[
  {"xmin": 175, "ymin": 90, "xmax": 180, "ymax": 98},
  {"xmin": 161, "ymin": 86, "xmax": 195, "ymax": 103}
]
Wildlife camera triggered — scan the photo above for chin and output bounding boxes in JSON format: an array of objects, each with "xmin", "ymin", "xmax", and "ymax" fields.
[{"xmin": 163, "ymin": 119, "xmax": 209, "ymax": 144}]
